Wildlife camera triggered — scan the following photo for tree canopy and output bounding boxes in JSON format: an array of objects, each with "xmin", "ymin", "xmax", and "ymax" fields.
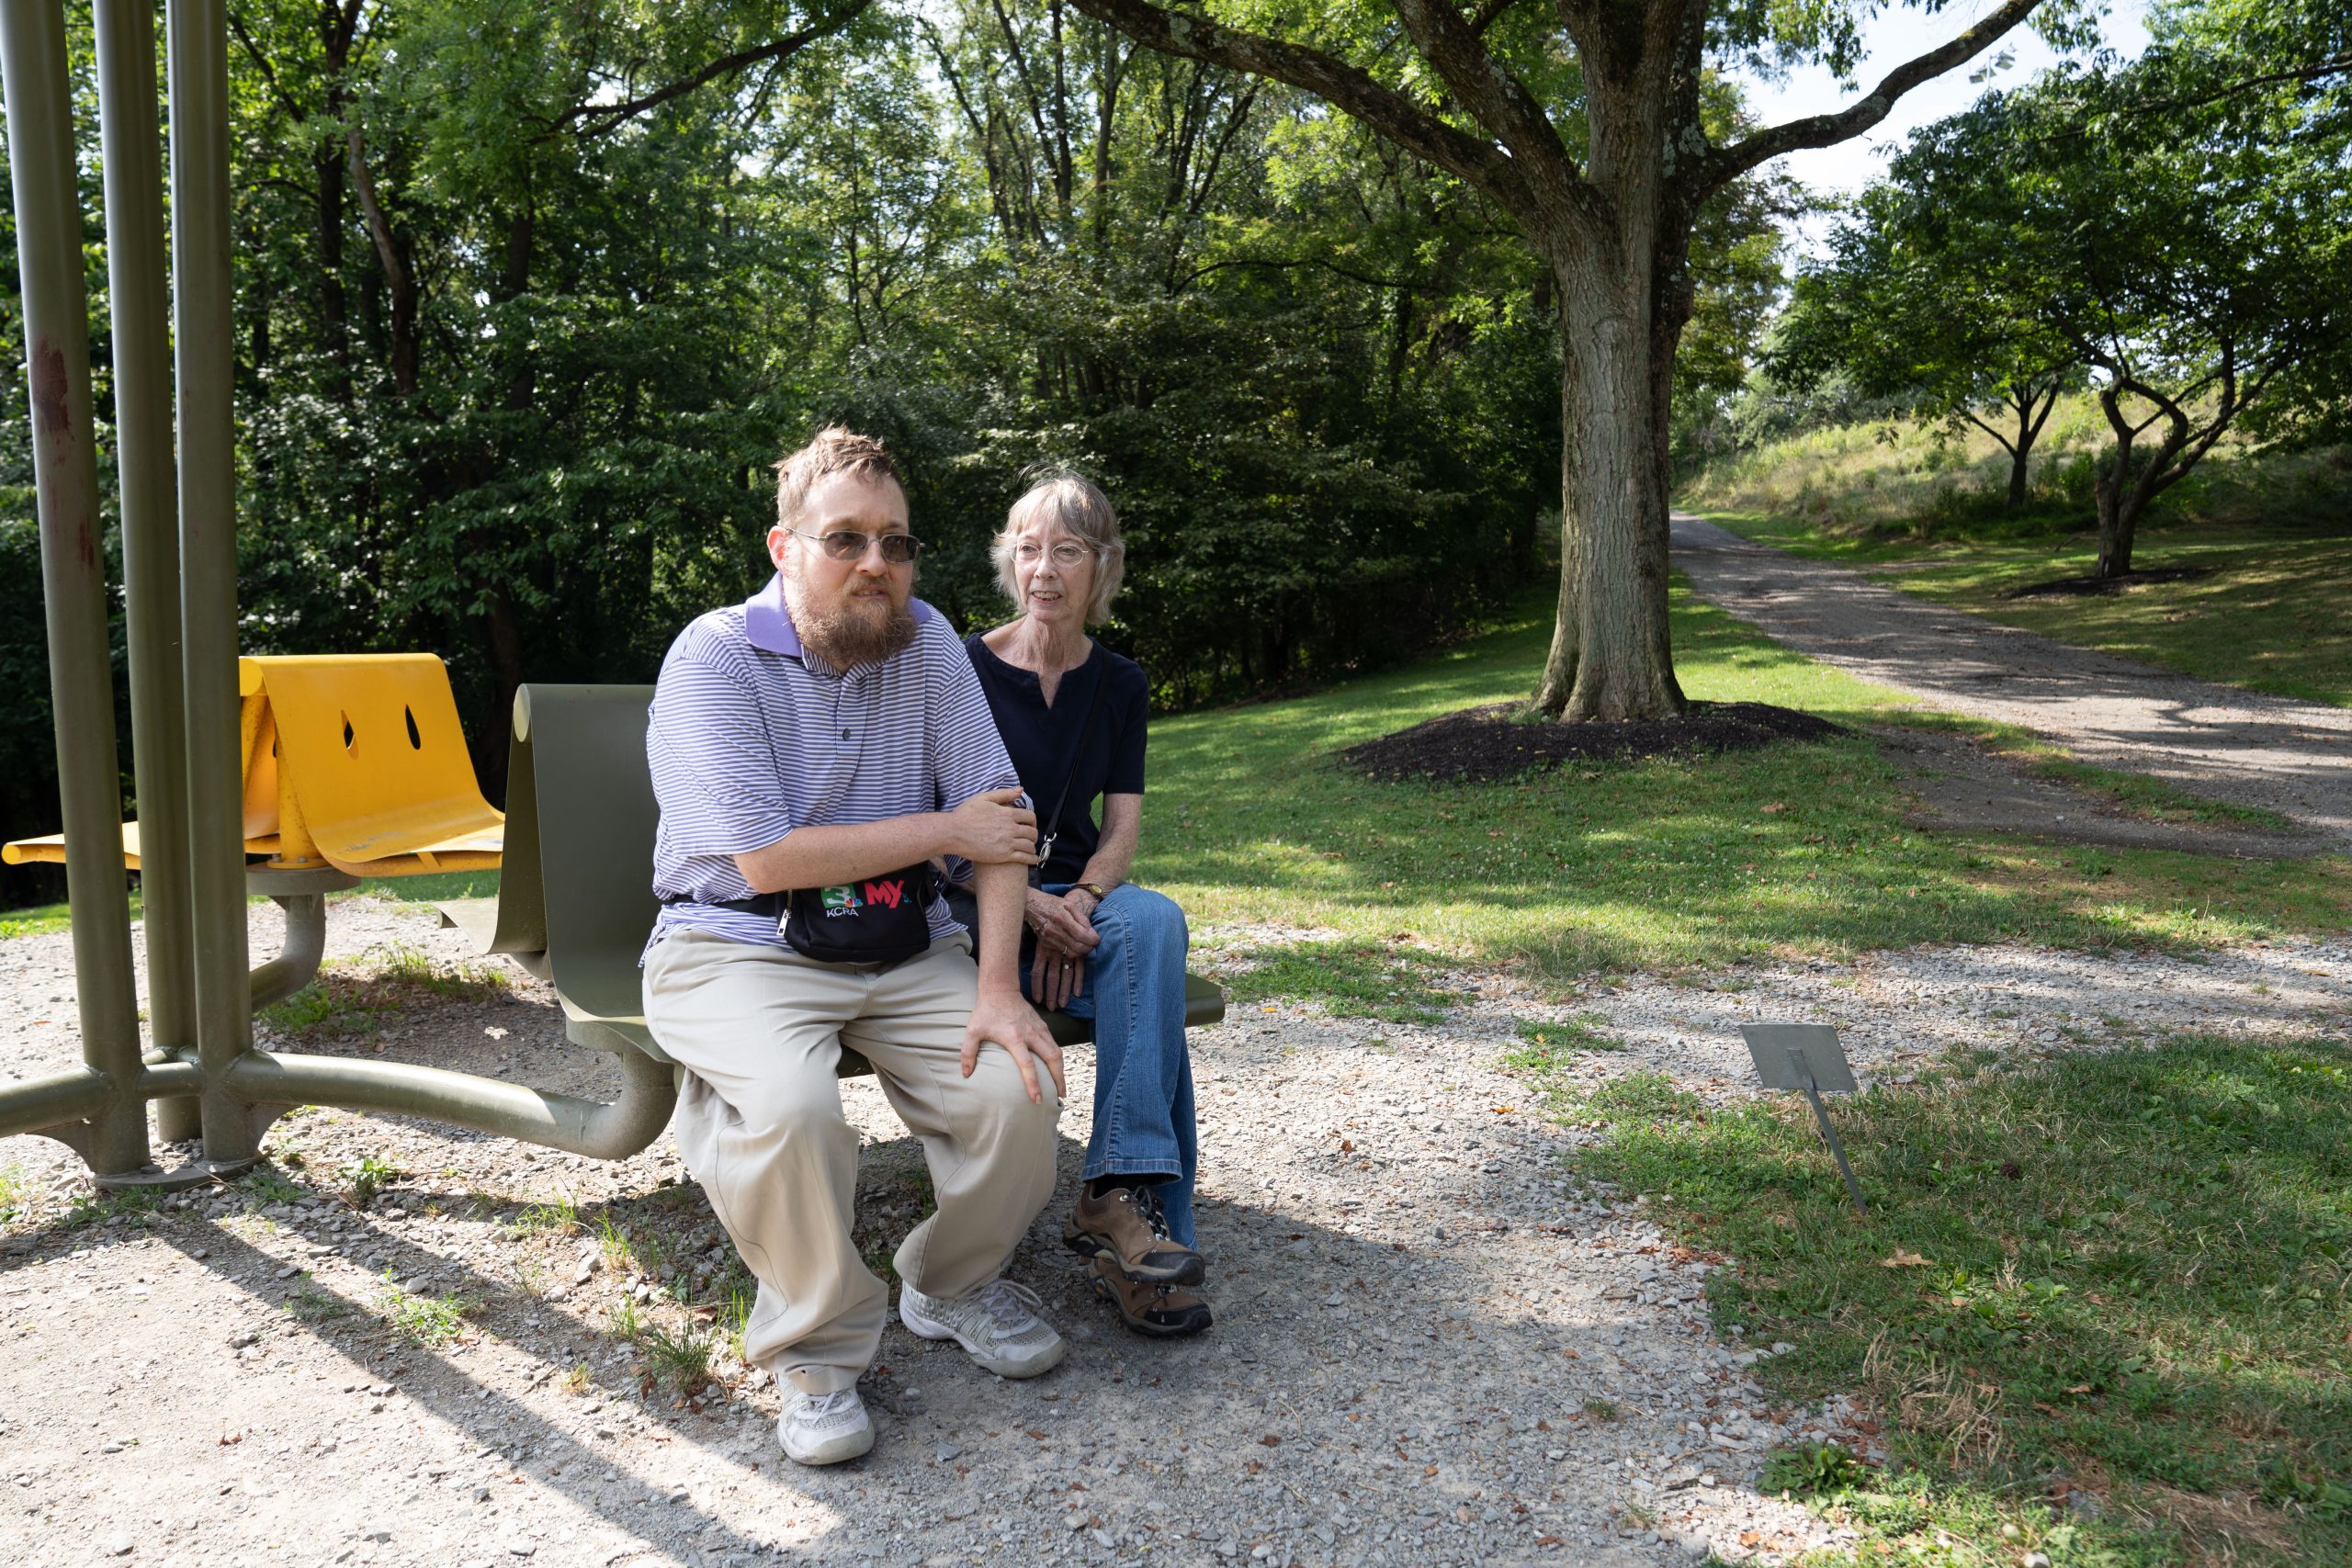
[{"xmin": 1776, "ymin": 0, "xmax": 2350, "ymax": 572}]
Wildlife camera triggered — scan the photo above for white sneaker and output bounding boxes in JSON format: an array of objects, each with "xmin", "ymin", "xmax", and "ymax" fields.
[
  {"xmin": 776, "ymin": 1386, "xmax": 874, "ymax": 1466},
  {"xmin": 899, "ymin": 1278, "xmax": 1067, "ymax": 1380}
]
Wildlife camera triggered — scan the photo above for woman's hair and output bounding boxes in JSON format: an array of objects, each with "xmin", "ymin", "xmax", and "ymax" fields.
[{"xmin": 992, "ymin": 471, "xmax": 1126, "ymax": 624}]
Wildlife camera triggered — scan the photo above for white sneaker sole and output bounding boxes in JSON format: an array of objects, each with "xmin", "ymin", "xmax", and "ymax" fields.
[
  {"xmin": 899, "ymin": 1293, "xmax": 1068, "ymax": 1380},
  {"xmin": 778, "ymin": 1415, "xmax": 874, "ymax": 1466}
]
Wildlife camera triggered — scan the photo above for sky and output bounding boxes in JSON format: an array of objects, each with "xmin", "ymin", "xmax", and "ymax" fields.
[{"xmin": 1732, "ymin": 0, "xmax": 2155, "ymax": 237}]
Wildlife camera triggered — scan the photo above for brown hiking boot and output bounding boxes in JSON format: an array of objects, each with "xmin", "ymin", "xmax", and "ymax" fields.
[
  {"xmin": 1063, "ymin": 1183, "xmax": 1204, "ymax": 1286},
  {"xmin": 1088, "ymin": 1252, "xmax": 1214, "ymax": 1338}
]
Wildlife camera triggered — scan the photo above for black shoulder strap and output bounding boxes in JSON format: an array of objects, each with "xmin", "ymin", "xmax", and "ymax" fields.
[{"xmin": 1036, "ymin": 651, "xmax": 1110, "ymax": 861}]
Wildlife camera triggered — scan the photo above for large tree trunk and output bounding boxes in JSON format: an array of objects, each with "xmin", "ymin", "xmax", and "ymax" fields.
[{"xmin": 1531, "ymin": 236, "xmax": 1687, "ymax": 721}]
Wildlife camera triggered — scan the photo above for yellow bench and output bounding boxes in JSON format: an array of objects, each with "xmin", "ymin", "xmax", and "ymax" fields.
[{"xmin": 5, "ymin": 653, "xmax": 503, "ymax": 877}]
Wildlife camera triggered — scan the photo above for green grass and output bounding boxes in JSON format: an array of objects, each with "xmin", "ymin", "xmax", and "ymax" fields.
[
  {"xmin": 1506, "ymin": 1014, "xmax": 1623, "ymax": 1066},
  {"xmin": 1223, "ymin": 940, "xmax": 1458, "ymax": 1023},
  {"xmin": 4, "ymin": 870, "xmax": 490, "ymax": 935},
  {"xmin": 348, "ymin": 870, "xmax": 501, "ymax": 905},
  {"xmin": 1705, "ymin": 509, "xmax": 2352, "ymax": 712},
  {"xmin": 1, "ymin": 885, "xmax": 148, "ymax": 939},
  {"xmin": 1139, "ymin": 582, "xmax": 2352, "ymax": 991},
  {"xmin": 1540, "ymin": 1036, "xmax": 2352, "ymax": 1565}
]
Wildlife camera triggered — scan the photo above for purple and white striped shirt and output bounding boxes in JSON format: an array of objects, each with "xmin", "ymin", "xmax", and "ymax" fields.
[{"xmin": 644, "ymin": 573, "xmax": 1023, "ymax": 954}]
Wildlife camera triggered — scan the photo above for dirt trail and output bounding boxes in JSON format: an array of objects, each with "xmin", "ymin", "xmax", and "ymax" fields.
[{"xmin": 1670, "ymin": 514, "xmax": 2352, "ymax": 848}]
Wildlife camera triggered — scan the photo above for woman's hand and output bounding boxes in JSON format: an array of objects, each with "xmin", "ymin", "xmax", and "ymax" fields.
[
  {"xmin": 1023, "ymin": 887, "xmax": 1099, "ymax": 951},
  {"xmin": 1025, "ymin": 888, "xmax": 1099, "ymax": 1010}
]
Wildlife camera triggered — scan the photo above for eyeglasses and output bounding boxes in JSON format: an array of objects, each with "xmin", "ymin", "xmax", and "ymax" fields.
[
  {"xmin": 1013, "ymin": 541, "xmax": 1093, "ymax": 568},
  {"xmin": 786, "ymin": 527, "xmax": 922, "ymax": 564}
]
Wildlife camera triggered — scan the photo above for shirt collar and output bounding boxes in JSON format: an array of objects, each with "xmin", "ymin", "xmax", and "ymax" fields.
[{"xmin": 742, "ymin": 572, "xmax": 933, "ymax": 658}]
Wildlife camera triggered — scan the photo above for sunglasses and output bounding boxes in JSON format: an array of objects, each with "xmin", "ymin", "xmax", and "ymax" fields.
[{"xmin": 785, "ymin": 527, "xmax": 923, "ymax": 564}]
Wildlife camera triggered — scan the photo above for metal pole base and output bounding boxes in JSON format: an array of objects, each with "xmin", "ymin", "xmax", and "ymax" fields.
[{"xmin": 93, "ymin": 1159, "xmax": 227, "ymax": 1191}]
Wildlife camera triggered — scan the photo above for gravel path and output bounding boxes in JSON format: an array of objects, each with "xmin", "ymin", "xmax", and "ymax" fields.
[
  {"xmin": 4, "ymin": 900, "xmax": 2347, "ymax": 1568},
  {"xmin": 1670, "ymin": 513, "xmax": 2352, "ymax": 847}
]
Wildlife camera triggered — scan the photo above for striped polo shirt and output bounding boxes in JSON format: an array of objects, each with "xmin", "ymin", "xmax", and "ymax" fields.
[{"xmin": 644, "ymin": 573, "xmax": 1024, "ymax": 955}]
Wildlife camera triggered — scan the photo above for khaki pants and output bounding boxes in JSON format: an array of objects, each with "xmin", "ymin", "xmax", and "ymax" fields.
[{"xmin": 641, "ymin": 928, "xmax": 1060, "ymax": 1394}]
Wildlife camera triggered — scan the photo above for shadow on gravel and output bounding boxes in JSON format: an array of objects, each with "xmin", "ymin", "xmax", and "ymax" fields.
[{"xmin": 0, "ymin": 1110, "xmax": 1674, "ymax": 1565}]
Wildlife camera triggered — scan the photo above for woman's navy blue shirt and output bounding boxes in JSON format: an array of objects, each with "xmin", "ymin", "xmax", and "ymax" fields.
[{"xmin": 964, "ymin": 631, "xmax": 1149, "ymax": 885}]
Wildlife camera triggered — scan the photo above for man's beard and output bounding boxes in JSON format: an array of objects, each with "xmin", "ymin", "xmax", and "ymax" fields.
[{"xmin": 786, "ymin": 579, "xmax": 919, "ymax": 668}]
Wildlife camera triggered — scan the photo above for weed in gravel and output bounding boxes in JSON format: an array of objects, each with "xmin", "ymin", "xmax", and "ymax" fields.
[
  {"xmin": 511, "ymin": 1195, "xmax": 582, "ymax": 1238},
  {"xmin": 59, "ymin": 1185, "xmax": 164, "ymax": 1231},
  {"xmin": 375, "ymin": 942, "xmax": 511, "ymax": 999},
  {"xmin": 0, "ymin": 1163, "xmax": 28, "ymax": 1225},
  {"xmin": 239, "ymin": 1167, "xmax": 307, "ymax": 1205},
  {"xmin": 257, "ymin": 979, "xmax": 384, "ymax": 1038},
  {"xmin": 718, "ymin": 1281, "xmax": 754, "ymax": 1364},
  {"xmin": 285, "ymin": 1287, "xmax": 361, "ymax": 1326},
  {"xmin": 339, "ymin": 1155, "xmax": 400, "ymax": 1207},
  {"xmin": 1226, "ymin": 941, "xmax": 1454, "ymax": 1024},
  {"xmin": 1567, "ymin": 1034, "xmax": 2352, "ymax": 1564},
  {"xmin": 638, "ymin": 1321, "xmax": 714, "ymax": 1396},
  {"xmin": 1582, "ymin": 1397, "xmax": 1623, "ymax": 1422},
  {"xmin": 560, "ymin": 1362, "xmax": 591, "ymax": 1394},
  {"xmin": 379, "ymin": 1280, "xmax": 473, "ymax": 1347}
]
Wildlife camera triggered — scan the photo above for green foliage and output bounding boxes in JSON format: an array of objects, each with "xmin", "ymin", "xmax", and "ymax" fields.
[
  {"xmin": 1773, "ymin": 14, "xmax": 2352, "ymax": 568},
  {"xmin": 1569, "ymin": 1035, "xmax": 2352, "ymax": 1564},
  {"xmin": 1758, "ymin": 1439, "xmax": 1868, "ymax": 1496}
]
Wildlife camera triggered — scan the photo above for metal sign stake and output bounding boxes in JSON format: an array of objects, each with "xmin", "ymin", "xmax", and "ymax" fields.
[{"xmin": 1740, "ymin": 1024, "xmax": 1869, "ymax": 1216}]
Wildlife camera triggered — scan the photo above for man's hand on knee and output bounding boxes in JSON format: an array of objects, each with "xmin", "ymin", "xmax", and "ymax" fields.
[{"xmin": 960, "ymin": 992, "xmax": 1065, "ymax": 1105}]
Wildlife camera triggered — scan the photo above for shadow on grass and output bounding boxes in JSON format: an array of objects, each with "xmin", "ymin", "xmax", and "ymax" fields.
[{"xmin": 1552, "ymin": 1035, "xmax": 2352, "ymax": 1566}]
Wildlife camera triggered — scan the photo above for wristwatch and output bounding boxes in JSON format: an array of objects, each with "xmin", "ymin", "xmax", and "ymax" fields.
[{"xmin": 1076, "ymin": 882, "xmax": 1110, "ymax": 901}]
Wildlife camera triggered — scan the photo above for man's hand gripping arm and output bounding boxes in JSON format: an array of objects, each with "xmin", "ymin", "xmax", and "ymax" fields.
[{"xmin": 960, "ymin": 857, "xmax": 1064, "ymax": 1106}]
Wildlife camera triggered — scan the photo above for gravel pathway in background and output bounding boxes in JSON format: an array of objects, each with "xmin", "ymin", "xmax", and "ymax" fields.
[
  {"xmin": 2, "ymin": 900, "xmax": 2346, "ymax": 1568},
  {"xmin": 1670, "ymin": 513, "xmax": 2352, "ymax": 847}
]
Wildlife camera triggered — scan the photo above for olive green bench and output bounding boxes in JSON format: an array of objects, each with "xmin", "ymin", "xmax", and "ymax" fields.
[{"xmin": 438, "ymin": 683, "xmax": 1224, "ymax": 1077}]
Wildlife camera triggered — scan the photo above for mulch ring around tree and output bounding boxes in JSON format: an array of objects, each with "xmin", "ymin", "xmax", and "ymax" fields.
[
  {"xmin": 2005, "ymin": 565, "xmax": 2213, "ymax": 599},
  {"xmin": 1341, "ymin": 700, "xmax": 1849, "ymax": 784}
]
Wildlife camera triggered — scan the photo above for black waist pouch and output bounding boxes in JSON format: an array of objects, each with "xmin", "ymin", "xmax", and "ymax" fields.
[{"xmin": 782, "ymin": 862, "xmax": 937, "ymax": 965}]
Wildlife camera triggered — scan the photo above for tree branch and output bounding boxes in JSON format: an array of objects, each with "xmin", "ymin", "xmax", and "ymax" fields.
[
  {"xmin": 227, "ymin": 10, "xmax": 306, "ymax": 122},
  {"xmin": 1065, "ymin": 0, "xmax": 1532, "ymax": 215},
  {"xmin": 1693, "ymin": 0, "xmax": 2046, "ymax": 195},
  {"xmin": 1388, "ymin": 0, "xmax": 1583, "ymax": 197},
  {"xmin": 546, "ymin": 5, "xmax": 874, "ymax": 140}
]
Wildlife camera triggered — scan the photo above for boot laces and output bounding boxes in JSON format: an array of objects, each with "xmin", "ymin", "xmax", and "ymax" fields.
[{"xmin": 1127, "ymin": 1184, "xmax": 1173, "ymax": 1242}]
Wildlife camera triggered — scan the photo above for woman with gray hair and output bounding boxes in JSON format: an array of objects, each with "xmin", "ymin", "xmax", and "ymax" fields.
[{"xmin": 959, "ymin": 473, "xmax": 1210, "ymax": 1338}]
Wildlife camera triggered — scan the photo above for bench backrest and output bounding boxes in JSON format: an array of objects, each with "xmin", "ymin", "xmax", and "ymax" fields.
[
  {"xmin": 241, "ymin": 653, "xmax": 503, "ymax": 872},
  {"xmin": 505, "ymin": 684, "xmax": 661, "ymax": 1034}
]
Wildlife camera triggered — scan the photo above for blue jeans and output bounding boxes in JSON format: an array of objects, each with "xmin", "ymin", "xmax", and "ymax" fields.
[{"xmin": 1028, "ymin": 883, "xmax": 1199, "ymax": 1247}]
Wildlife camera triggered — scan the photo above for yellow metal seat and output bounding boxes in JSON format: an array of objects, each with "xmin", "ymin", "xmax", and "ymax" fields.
[{"xmin": 4, "ymin": 653, "xmax": 503, "ymax": 877}]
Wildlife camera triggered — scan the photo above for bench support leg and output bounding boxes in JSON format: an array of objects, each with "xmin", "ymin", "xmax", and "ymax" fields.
[
  {"xmin": 230, "ymin": 1045, "xmax": 677, "ymax": 1162},
  {"xmin": 248, "ymin": 893, "xmax": 328, "ymax": 1011}
]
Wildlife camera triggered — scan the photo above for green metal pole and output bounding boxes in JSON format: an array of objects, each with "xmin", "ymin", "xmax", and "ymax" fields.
[
  {"xmin": 0, "ymin": 0, "xmax": 150, "ymax": 1177},
  {"xmin": 165, "ymin": 0, "xmax": 257, "ymax": 1168},
  {"xmin": 95, "ymin": 0, "xmax": 199, "ymax": 1146}
]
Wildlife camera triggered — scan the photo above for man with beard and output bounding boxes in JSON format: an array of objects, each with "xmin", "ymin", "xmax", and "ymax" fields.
[{"xmin": 641, "ymin": 426, "xmax": 1068, "ymax": 1466}]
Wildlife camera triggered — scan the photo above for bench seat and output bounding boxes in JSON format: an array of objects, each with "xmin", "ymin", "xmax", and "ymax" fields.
[{"xmin": 435, "ymin": 682, "xmax": 1227, "ymax": 1076}]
